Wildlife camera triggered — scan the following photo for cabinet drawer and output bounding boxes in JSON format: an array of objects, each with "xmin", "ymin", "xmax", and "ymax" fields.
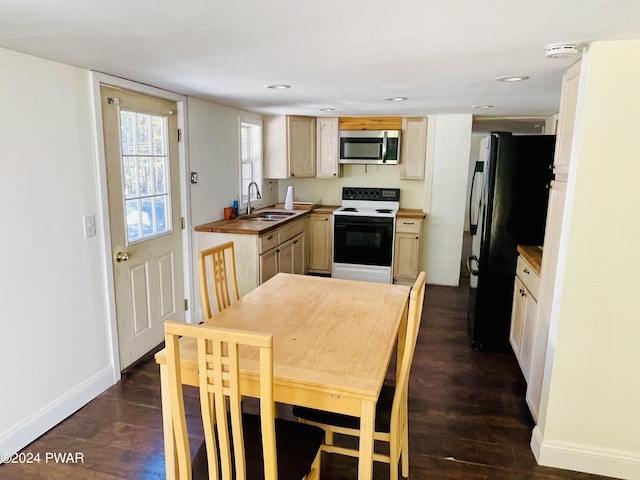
[
  {"xmin": 259, "ymin": 231, "xmax": 278, "ymax": 254},
  {"xmin": 516, "ymin": 256, "xmax": 540, "ymax": 299},
  {"xmin": 278, "ymin": 219, "xmax": 305, "ymax": 244},
  {"xmin": 396, "ymin": 218, "xmax": 422, "ymax": 234}
]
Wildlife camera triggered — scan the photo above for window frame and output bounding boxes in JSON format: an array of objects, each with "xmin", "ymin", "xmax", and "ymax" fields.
[{"xmin": 238, "ymin": 116, "xmax": 263, "ymax": 210}]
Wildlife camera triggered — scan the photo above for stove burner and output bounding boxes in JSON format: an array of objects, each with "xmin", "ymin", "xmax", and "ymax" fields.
[
  {"xmin": 341, "ymin": 207, "xmax": 358, "ymax": 212},
  {"xmin": 376, "ymin": 209, "xmax": 393, "ymax": 214}
]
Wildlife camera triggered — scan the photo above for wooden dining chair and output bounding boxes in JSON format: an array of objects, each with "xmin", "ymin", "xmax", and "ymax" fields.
[
  {"xmin": 292, "ymin": 271, "xmax": 427, "ymax": 480},
  {"xmin": 164, "ymin": 320, "xmax": 324, "ymax": 480},
  {"xmin": 199, "ymin": 241, "xmax": 240, "ymax": 318}
]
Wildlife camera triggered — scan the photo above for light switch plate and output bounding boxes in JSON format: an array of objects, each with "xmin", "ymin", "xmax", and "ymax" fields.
[{"xmin": 83, "ymin": 214, "xmax": 96, "ymax": 238}]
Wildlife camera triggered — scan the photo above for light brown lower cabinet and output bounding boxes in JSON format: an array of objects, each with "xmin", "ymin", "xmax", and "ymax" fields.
[
  {"xmin": 308, "ymin": 213, "xmax": 332, "ymax": 274},
  {"xmin": 393, "ymin": 217, "xmax": 423, "ymax": 282},
  {"xmin": 197, "ymin": 218, "xmax": 306, "ymax": 297}
]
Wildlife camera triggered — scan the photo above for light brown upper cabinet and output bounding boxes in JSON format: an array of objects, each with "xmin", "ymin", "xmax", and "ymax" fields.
[
  {"xmin": 264, "ymin": 115, "xmax": 316, "ymax": 179},
  {"xmin": 316, "ymin": 117, "xmax": 340, "ymax": 178},
  {"xmin": 400, "ymin": 117, "xmax": 428, "ymax": 180}
]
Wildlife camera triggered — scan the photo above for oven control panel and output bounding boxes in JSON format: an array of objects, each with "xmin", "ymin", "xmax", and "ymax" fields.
[{"xmin": 341, "ymin": 187, "xmax": 400, "ymax": 202}]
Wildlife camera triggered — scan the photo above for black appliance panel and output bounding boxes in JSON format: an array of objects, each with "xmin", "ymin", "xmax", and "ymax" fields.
[{"xmin": 334, "ymin": 216, "xmax": 394, "ymax": 267}]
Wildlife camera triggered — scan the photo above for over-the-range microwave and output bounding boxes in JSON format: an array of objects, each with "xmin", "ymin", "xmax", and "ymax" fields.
[{"xmin": 339, "ymin": 130, "xmax": 401, "ymax": 165}]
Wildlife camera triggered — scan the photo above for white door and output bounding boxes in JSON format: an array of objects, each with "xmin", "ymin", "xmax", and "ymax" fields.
[{"xmin": 101, "ymin": 86, "xmax": 184, "ymax": 370}]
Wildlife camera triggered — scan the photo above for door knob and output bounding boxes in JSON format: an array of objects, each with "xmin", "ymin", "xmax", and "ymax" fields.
[{"xmin": 116, "ymin": 252, "xmax": 130, "ymax": 262}]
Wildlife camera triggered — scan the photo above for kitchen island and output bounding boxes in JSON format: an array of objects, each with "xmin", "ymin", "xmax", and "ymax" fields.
[{"xmin": 196, "ymin": 207, "xmax": 311, "ymax": 302}]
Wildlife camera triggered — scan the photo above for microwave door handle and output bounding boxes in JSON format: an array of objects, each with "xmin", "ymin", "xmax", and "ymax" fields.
[{"xmin": 381, "ymin": 132, "xmax": 388, "ymax": 163}]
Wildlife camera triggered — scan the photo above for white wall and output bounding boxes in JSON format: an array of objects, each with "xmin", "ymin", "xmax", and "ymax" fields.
[
  {"xmin": 0, "ymin": 48, "xmax": 114, "ymax": 455},
  {"xmin": 187, "ymin": 98, "xmax": 278, "ymax": 228},
  {"xmin": 424, "ymin": 115, "xmax": 473, "ymax": 285},
  {"xmin": 535, "ymin": 40, "xmax": 640, "ymax": 479}
]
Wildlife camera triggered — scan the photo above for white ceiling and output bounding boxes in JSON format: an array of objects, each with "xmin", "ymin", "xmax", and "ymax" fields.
[{"xmin": 2, "ymin": 0, "xmax": 640, "ymax": 121}]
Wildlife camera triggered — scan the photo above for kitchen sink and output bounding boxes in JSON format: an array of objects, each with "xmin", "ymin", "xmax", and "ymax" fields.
[
  {"xmin": 254, "ymin": 211, "xmax": 297, "ymax": 217},
  {"xmin": 238, "ymin": 212, "xmax": 296, "ymax": 221}
]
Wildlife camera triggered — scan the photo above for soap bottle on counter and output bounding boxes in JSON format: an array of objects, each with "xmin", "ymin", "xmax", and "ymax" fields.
[{"xmin": 233, "ymin": 199, "xmax": 239, "ymax": 217}]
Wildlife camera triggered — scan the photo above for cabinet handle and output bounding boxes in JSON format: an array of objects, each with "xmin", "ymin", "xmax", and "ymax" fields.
[
  {"xmin": 268, "ymin": 235, "xmax": 274, "ymax": 240},
  {"xmin": 415, "ymin": 236, "xmax": 419, "ymax": 239},
  {"xmin": 324, "ymin": 218, "xmax": 328, "ymax": 221},
  {"xmin": 519, "ymin": 288, "xmax": 526, "ymax": 297},
  {"xmin": 293, "ymin": 240, "xmax": 299, "ymax": 244},
  {"xmin": 404, "ymin": 222, "xmax": 415, "ymax": 225},
  {"xmin": 524, "ymin": 268, "xmax": 530, "ymax": 275}
]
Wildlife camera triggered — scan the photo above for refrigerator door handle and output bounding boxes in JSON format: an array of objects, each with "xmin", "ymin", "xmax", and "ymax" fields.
[
  {"xmin": 469, "ymin": 161, "xmax": 484, "ymax": 235},
  {"xmin": 467, "ymin": 255, "xmax": 480, "ymax": 276}
]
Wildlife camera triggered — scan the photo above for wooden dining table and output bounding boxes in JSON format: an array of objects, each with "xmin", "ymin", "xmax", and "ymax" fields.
[{"xmin": 155, "ymin": 272, "xmax": 411, "ymax": 480}]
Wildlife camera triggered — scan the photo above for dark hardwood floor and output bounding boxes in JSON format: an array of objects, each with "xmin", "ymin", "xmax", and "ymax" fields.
[{"xmin": 1, "ymin": 277, "xmax": 613, "ymax": 479}]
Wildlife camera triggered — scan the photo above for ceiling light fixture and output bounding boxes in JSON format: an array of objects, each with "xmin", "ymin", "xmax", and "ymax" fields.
[
  {"xmin": 545, "ymin": 44, "xmax": 579, "ymax": 58},
  {"xmin": 495, "ymin": 75, "xmax": 530, "ymax": 82},
  {"xmin": 472, "ymin": 104, "xmax": 494, "ymax": 109},
  {"xmin": 266, "ymin": 84, "xmax": 291, "ymax": 89},
  {"xmin": 320, "ymin": 108, "xmax": 335, "ymax": 112},
  {"xmin": 385, "ymin": 96, "xmax": 408, "ymax": 101}
]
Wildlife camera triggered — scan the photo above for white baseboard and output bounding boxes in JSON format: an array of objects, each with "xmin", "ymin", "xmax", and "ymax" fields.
[
  {"xmin": 0, "ymin": 366, "xmax": 115, "ymax": 460},
  {"xmin": 531, "ymin": 426, "xmax": 640, "ymax": 480}
]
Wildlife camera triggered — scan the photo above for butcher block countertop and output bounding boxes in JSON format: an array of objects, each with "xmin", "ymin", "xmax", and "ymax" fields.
[
  {"xmin": 517, "ymin": 245, "xmax": 543, "ymax": 275},
  {"xmin": 397, "ymin": 208, "xmax": 426, "ymax": 219}
]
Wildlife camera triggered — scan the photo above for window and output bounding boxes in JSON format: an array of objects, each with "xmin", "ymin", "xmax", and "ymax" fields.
[
  {"xmin": 120, "ymin": 110, "xmax": 171, "ymax": 244},
  {"xmin": 239, "ymin": 117, "xmax": 263, "ymax": 208}
]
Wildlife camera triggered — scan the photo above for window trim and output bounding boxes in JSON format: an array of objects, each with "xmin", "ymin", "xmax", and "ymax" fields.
[{"xmin": 238, "ymin": 115, "xmax": 263, "ymax": 211}]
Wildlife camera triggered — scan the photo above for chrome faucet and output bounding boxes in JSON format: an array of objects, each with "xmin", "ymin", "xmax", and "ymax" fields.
[{"xmin": 247, "ymin": 181, "xmax": 262, "ymax": 215}]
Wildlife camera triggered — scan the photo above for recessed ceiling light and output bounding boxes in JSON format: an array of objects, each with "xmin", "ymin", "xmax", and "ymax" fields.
[
  {"xmin": 320, "ymin": 108, "xmax": 335, "ymax": 112},
  {"xmin": 385, "ymin": 96, "xmax": 408, "ymax": 101},
  {"xmin": 495, "ymin": 75, "xmax": 530, "ymax": 82},
  {"xmin": 266, "ymin": 84, "xmax": 291, "ymax": 89},
  {"xmin": 472, "ymin": 104, "xmax": 494, "ymax": 109}
]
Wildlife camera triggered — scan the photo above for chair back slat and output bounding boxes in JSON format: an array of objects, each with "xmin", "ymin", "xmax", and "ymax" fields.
[{"xmin": 199, "ymin": 242, "xmax": 240, "ymax": 317}]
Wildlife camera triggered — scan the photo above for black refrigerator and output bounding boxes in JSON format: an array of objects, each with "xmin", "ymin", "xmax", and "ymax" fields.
[{"xmin": 467, "ymin": 132, "xmax": 555, "ymax": 352}]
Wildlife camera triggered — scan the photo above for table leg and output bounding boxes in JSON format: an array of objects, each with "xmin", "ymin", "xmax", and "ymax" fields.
[
  {"xmin": 159, "ymin": 364, "xmax": 177, "ymax": 480},
  {"xmin": 358, "ymin": 399, "xmax": 376, "ymax": 480}
]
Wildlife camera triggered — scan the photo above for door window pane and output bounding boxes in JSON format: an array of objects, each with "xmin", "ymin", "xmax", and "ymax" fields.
[{"xmin": 120, "ymin": 110, "xmax": 172, "ymax": 244}]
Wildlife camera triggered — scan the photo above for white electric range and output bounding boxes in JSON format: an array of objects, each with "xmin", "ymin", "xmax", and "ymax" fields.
[{"xmin": 332, "ymin": 187, "xmax": 400, "ymax": 284}]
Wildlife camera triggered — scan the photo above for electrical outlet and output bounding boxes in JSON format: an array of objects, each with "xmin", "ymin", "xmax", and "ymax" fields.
[{"xmin": 83, "ymin": 214, "xmax": 96, "ymax": 238}]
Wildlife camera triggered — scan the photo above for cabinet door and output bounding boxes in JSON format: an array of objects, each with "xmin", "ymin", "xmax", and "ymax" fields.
[
  {"xmin": 400, "ymin": 117, "xmax": 427, "ymax": 180},
  {"xmin": 263, "ymin": 115, "xmax": 288, "ymax": 179},
  {"xmin": 278, "ymin": 238, "xmax": 294, "ymax": 274},
  {"xmin": 553, "ymin": 61, "xmax": 581, "ymax": 182},
  {"xmin": 291, "ymin": 233, "xmax": 305, "ymax": 275},
  {"xmin": 308, "ymin": 214, "xmax": 332, "ymax": 272},
  {"xmin": 510, "ymin": 276, "xmax": 526, "ymax": 359},
  {"xmin": 259, "ymin": 248, "xmax": 278, "ymax": 284},
  {"xmin": 316, "ymin": 117, "xmax": 339, "ymax": 178},
  {"xmin": 393, "ymin": 232, "xmax": 420, "ymax": 281},
  {"xmin": 519, "ymin": 290, "xmax": 538, "ymax": 383},
  {"xmin": 526, "ymin": 180, "xmax": 567, "ymax": 419},
  {"xmin": 289, "ymin": 116, "xmax": 316, "ymax": 178}
]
